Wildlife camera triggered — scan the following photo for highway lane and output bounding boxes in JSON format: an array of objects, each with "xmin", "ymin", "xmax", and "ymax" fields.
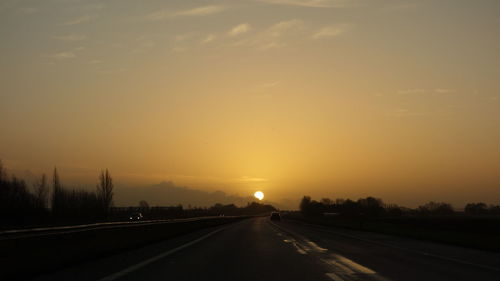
[
  {"xmin": 275, "ymin": 219, "xmax": 500, "ymax": 281},
  {"xmin": 31, "ymin": 217, "xmax": 500, "ymax": 281}
]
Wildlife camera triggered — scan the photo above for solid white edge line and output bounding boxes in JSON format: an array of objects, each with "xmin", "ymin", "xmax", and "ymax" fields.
[
  {"xmin": 326, "ymin": 272, "xmax": 346, "ymax": 281},
  {"xmin": 97, "ymin": 225, "xmax": 229, "ymax": 281}
]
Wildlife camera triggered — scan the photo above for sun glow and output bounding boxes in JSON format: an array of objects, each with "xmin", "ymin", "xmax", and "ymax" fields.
[{"xmin": 254, "ymin": 191, "xmax": 264, "ymax": 201}]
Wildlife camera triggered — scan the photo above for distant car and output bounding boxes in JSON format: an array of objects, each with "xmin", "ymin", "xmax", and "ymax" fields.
[
  {"xmin": 129, "ymin": 212, "xmax": 143, "ymax": 221},
  {"xmin": 270, "ymin": 212, "xmax": 281, "ymax": 221}
]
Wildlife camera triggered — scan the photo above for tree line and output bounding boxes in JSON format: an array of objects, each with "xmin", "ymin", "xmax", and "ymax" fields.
[
  {"xmin": 123, "ymin": 201, "xmax": 277, "ymax": 220},
  {"xmin": 0, "ymin": 160, "xmax": 114, "ymax": 227},
  {"xmin": 0, "ymin": 160, "xmax": 276, "ymax": 228},
  {"xmin": 299, "ymin": 196, "xmax": 500, "ymax": 218}
]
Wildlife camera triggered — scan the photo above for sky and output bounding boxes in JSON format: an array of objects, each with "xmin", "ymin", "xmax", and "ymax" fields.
[{"xmin": 1, "ymin": 0, "xmax": 500, "ymax": 208}]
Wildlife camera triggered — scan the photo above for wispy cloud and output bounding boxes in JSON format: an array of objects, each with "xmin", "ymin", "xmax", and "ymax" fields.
[
  {"xmin": 398, "ymin": 89, "xmax": 426, "ymax": 95},
  {"xmin": 170, "ymin": 33, "xmax": 196, "ymax": 53},
  {"xmin": 87, "ymin": 59, "xmax": 102, "ymax": 64},
  {"xmin": 266, "ymin": 19, "xmax": 304, "ymax": 37},
  {"xmin": 47, "ymin": 46, "xmax": 85, "ymax": 60},
  {"xmin": 131, "ymin": 40, "xmax": 155, "ymax": 54},
  {"xmin": 237, "ymin": 176, "xmax": 268, "ymax": 183},
  {"xmin": 50, "ymin": 52, "xmax": 76, "ymax": 59},
  {"xmin": 229, "ymin": 20, "xmax": 304, "ymax": 51},
  {"xmin": 386, "ymin": 108, "xmax": 425, "ymax": 118},
  {"xmin": 97, "ymin": 68, "xmax": 128, "ymax": 75},
  {"xmin": 53, "ymin": 34, "xmax": 86, "ymax": 41},
  {"xmin": 228, "ymin": 23, "xmax": 251, "ymax": 36},
  {"xmin": 258, "ymin": 42, "xmax": 286, "ymax": 50},
  {"xmin": 201, "ymin": 34, "xmax": 216, "ymax": 44},
  {"xmin": 398, "ymin": 88, "xmax": 457, "ymax": 95},
  {"xmin": 146, "ymin": 10, "xmax": 170, "ymax": 21},
  {"xmin": 19, "ymin": 7, "xmax": 37, "ymax": 14},
  {"xmin": 81, "ymin": 3, "xmax": 105, "ymax": 12},
  {"xmin": 147, "ymin": 5, "xmax": 226, "ymax": 21},
  {"xmin": 250, "ymin": 80, "xmax": 282, "ymax": 93},
  {"xmin": 174, "ymin": 33, "xmax": 195, "ymax": 42},
  {"xmin": 382, "ymin": 3, "xmax": 418, "ymax": 12},
  {"xmin": 261, "ymin": 81, "xmax": 281, "ymax": 88},
  {"xmin": 60, "ymin": 15, "xmax": 91, "ymax": 26},
  {"xmin": 258, "ymin": 0, "xmax": 356, "ymax": 8},
  {"xmin": 312, "ymin": 25, "xmax": 348, "ymax": 39},
  {"xmin": 253, "ymin": 19, "xmax": 304, "ymax": 49},
  {"xmin": 174, "ymin": 5, "xmax": 226, "ymax": 17},
  {"xmin": 434, "ymin": 88, "xmax": 456, "ymax": 94},
  {"xmin": 171, "ymin": 46, "xmax": 189, "ymax": 53}
]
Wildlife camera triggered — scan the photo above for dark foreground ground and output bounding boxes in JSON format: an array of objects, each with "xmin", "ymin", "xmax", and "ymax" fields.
[{"xmin": 31, "ymin": 217, "xmax": 500, "ymax": 281}]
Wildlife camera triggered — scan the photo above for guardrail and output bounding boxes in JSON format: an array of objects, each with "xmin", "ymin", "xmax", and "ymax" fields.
[
  {"xmin": 0, "ymin": 216, "xmax": 230, "ymax": 240},
  {"xmin": 0, "ymin": 216, "xmax": 248, "ymax": 281}
]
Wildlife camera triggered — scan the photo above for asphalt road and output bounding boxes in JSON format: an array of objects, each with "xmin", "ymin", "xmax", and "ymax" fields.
[{"xmin": 32, "ymin": 217, "xmax": 500, "ymax": 281}]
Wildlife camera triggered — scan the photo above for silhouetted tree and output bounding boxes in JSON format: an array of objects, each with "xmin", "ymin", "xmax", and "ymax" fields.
[
  {"xmin": 465, "ymin": 202, "xmax": 488, "ymax": 215},
  {"xmin": 241, "ymin": 202, "xmax": 276, "ymax": 215},
  {"xmin": 139, "ymin": 200, "xmax": 149, "ymax": 209},
  {"xmin": 300, "ymin": 196, "xmax": 312, "ymax": 215},
  {"xmin": 321, "ymin": 198, "xmax": 333, "ymax": 205},
  {"xmin": 0, "ymin": 162, "xmax": 39, "ymax": 226},
  {"xmin": 299, "ymin": 196, "xmax": 327, "ymax": 216},
  {"xmin": 33, "ymin": 174, "xmax": 49, "ymax": 209},
  {"xmin": 489, "ymin": 205, "xmax": 500, "ymax": 215},
  {"xmin": 385, "ymin": 204, "xmax": 403, "ymax": 217},
  {"xmin": 335, "ymin": 198, "xmax": 345, "ymax": 205},
  {"xmin": 210, "ymin": 203, "xmax": 239, "ymax": 215},
  {"xmin": 139, "ymin": 200, "xmax": 150, "ymax": 217},
  {"xmin": 300, "ymin": 196, "xmax": 403, "ymax": 218},
  {"xmin": 0, "ymin": 159, "xmax": 6, "ymax": 183},
  {"xmin": 418, "ymin": 201, "xmax": 454, "ymax": 216},
  {"xmin": 97, "ymin": 169, "xmax": 114, "ymax": 218},
  {"xmin": 51, "ymin": 167, "xmax": 63, "ymax": 215},
  {"xmin": 357, "ymin": 197, "xmax": 385, "ymax": 217},
  {"xmin": 339, "ymin": 199, "xmax": 359, "ymax": 217}
]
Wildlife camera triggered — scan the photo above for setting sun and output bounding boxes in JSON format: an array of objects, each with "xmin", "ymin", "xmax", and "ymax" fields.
[{"xmin": 254, "ymin": 191, "xmax": 264, "ymax": 201}]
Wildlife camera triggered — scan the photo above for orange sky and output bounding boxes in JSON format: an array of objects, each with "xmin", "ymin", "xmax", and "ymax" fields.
[{"xmin": 1, "ymin": 0, "xmax": 500, "ymax": 208}]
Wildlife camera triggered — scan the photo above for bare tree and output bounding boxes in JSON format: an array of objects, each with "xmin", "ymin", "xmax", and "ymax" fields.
[
  {"xmin": 418, "ymin": 201, "xmax": 454, "ymax": 216},
  {"xmin": 139, "ymin": 200, "xmax": 149, "ymax": 209},
  {"xmin": 321, "ymin": 198, "xmax": 333, "ymax": 205},
  {"xmin": 465, "ymin": 202, "xmax": 488, "ymax": 215},
  {"xmin": 0, "ymin": 159, "xmax": 6, "ymax": 183},
  {"xmin": 33, "ymin": 174, "xmax": 49, "ymax": 209},
  {"xmin": 97, "ymin": 169, "xmax": 114, "ymax": 217},
  {"xmin": 51, "ymin": 167, "xmax": 62, "ymax": 213}
]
